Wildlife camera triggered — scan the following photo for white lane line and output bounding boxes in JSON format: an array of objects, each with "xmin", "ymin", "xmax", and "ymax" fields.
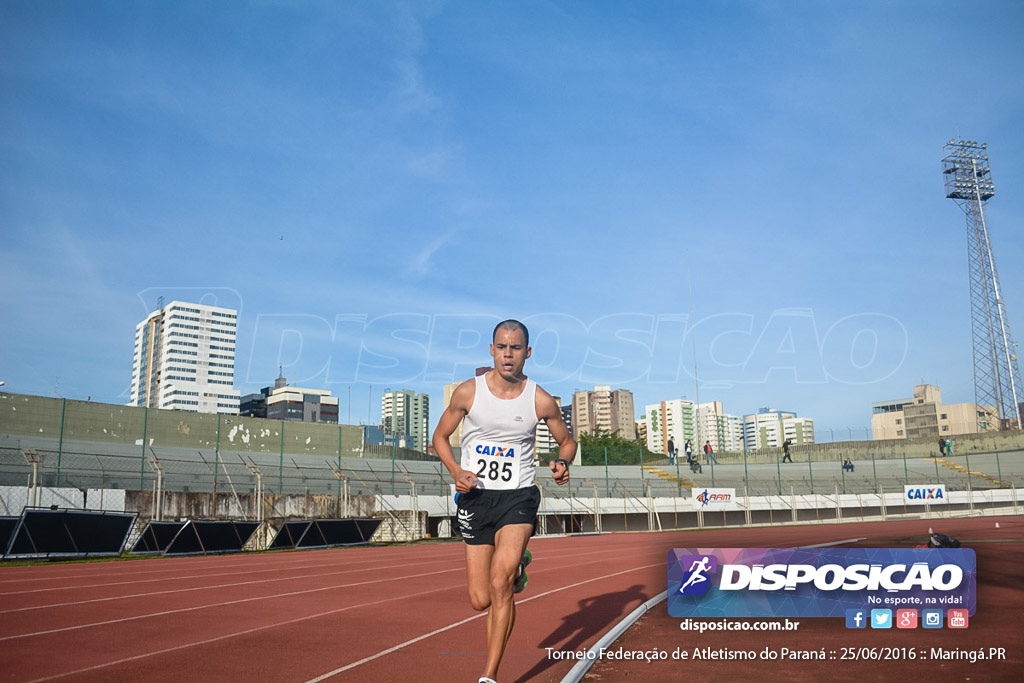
[
  {"xmin": 303, "ymin": 561, "xmax": 663, "ymax": 682},
  {"xmin": 0, "ymin": 550, "xmax": 460, "ymax": 591},
  {"xmin": 22, "ymin": 584, "xmax": 465, "ymax": 683},
  {"xmin": 20, "ymin": 558, "xmax": 660, "ymax": 682},
  {"xmin": 2, "ymin": 547, "xmax": 640, "ymax": 641},
  {"xmin": 1, "ymin": 541, "xmax": 649, "ymax": 615},
  {"xmin": 0, "ymin": 558, "xmax": 459, "ymax": 614},
  {"xmin": 0, "ymin": 567, "xmax": 463, "ymax": 642},
  {"xmin": 804, "ymin": 538, "xmax": 867, "ymax": 547}
]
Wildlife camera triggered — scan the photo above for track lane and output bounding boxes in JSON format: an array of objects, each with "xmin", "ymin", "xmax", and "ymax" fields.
[{"xmin": 2, "ymin": 517, "xmax": 1020, "ymax": 682}]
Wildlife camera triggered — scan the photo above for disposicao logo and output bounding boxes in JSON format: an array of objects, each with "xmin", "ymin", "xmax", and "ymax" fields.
[
  {"xmin": 677, "ymin": 555, "xmax": 718, "ymax": 595},
  {"xmin": 667, "ymin": 547, "xmax": 976, "ymax": 619}
]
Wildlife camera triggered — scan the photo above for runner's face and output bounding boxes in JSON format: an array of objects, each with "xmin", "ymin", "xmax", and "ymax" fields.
[{"xmin": 490, "ymin": 328, "xmax": 531, "ymax": 381}]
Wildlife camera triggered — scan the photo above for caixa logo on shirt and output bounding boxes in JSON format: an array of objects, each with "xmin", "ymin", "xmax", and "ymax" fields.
[{"xmin": 476, "ymin": 444, "xmax": 515, "ymax": 457}]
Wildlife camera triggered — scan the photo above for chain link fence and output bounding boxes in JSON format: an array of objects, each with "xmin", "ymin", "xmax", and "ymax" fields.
[{"xmin": 2, "ymin": 393, "xmax": 1023, "ymax": 540}]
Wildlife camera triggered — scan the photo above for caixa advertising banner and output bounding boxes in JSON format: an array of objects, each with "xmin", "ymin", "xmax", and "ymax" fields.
[
  {"xmin": 904, "ymin": 484, "xmax": 947, "ymax": 504},
  {"xmin": 667, "ymin": 548, "xmax": 975, "ymax": 618}
]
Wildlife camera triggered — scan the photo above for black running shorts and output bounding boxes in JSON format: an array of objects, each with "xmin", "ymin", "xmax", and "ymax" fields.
[{"xmin": 456, "ymin": 486, "xmax": 540, "ymax": 546}]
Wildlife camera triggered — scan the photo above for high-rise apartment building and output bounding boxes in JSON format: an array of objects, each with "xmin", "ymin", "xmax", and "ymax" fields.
[
  {"xmin": 697, "ymin": 401, "xmax": 746, "ymax": 452},
  {"xmin": 572, "ymin": 386, "xmax": 635, "ymax": 439},
  {"xmin": 645, "ymin": 399, "xmax": 744, "ymax": 454},
  {"xmin": 871, "ymin": 384, "xmax": 995, "ymax": 440},
  {"xmin": 129, "ymin": 300, "xmax": 240, "ymax": 414},
  {"xmin": 644, "ymin": 398, "xmax": 696, "ymax": 455},
  {"xmin": 381, "ymin": 390, "xmax": 430, "ymax": 452},
  {"xmin": 743, "ymin": 408, "xmax": 815, "ymax": 449}
]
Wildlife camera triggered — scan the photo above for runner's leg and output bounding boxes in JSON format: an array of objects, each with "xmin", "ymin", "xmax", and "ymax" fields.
[
  {"xmin": 465, "ymin": 543, "xmax": 495, "ymax": 611},
  {"xmin": 481, "ymin": 523, "xmax": 533, "ymax": 679}
]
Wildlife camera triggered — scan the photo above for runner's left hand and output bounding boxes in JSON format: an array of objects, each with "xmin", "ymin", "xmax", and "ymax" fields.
[{"xmin": 550, "ymin": 460, "xmax": 569, "ymax": 486}]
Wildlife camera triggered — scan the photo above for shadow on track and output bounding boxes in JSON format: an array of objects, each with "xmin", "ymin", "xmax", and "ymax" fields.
[{"xmin": 515, "ymin": 583, "xmax": 648, "ymax": 682}]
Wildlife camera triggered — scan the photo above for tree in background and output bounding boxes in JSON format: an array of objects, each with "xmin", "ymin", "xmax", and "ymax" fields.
[{"xmin": 576, "ymin": 427, "xmax": 660, "ymax": 466}]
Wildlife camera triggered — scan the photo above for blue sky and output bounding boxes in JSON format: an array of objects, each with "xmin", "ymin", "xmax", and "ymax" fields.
[{"xmin": 2, "ymin": 0, "xmax": 1023, "ymax": 440}]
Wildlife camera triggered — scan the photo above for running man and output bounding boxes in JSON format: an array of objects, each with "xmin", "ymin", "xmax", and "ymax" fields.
[
  {"xmin": 433, "ymin": 319, "xmax": 577, "ymax": 683},
  {"xmin": 678, "ymin": 556, "xmax": 712, "ymax": 593}
]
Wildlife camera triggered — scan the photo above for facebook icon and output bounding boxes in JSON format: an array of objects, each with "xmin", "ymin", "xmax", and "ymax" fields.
[{"xmin": 846, "ymin": 609, "xmax": 867, "ymax": 629}]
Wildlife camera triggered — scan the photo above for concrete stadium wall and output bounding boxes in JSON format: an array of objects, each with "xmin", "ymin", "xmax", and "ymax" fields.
[
  {"xmin": 0, "ymin": 392, "xmax": 431, "ymax": 461},
  {"xmin": 5, "ymin": 392, "xmax": 1023, "ymax": 549},
  {"xmin": 0, "ymin": 484, "xmax": 428, "ymax": 546},
  {"xmin": 5, "ymin": 483, "xmax": 1019, "ymax": 551},
  {"xmin": 708, "ymin": 428, "xmax": 1024, "ymax": 464},
  {"xmin": 7, "ymin": 392, "xmax": 1024, "ymax": 471}
]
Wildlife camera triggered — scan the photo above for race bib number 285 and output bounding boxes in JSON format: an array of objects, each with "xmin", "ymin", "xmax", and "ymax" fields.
[{"xmin": 473, "ymin": 443, "xmax": 521, "ymax": 490}]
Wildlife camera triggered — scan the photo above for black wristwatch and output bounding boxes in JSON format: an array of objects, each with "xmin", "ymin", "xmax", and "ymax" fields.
[{"xmin": 555, "ymin": 458, "xmax": 570, "ymax": 470}]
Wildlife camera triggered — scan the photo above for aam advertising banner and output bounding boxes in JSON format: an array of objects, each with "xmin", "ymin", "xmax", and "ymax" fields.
[
  {"xmin": 667, "ymin": 547, "xmax": 976, "ymax": 618},
  {"xmin": 690, "ymin": 488, "xmax": 737, "ymax": 510}
]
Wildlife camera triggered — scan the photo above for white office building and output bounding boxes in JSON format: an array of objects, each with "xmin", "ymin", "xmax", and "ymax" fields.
[
  {"xmin": 743, "ymin": 408, "xmax": 815, "ymax": 449},
  {"xmin": 645, "ymin": 399, "xmax": 744, "ymax": 454},
  {"xmin": 129, "ymin": 301, "xmax": 240, "ymax": 414},
  {"xmin": 698, "ymin": 401, "xmax": 746, "ymax": 452}
]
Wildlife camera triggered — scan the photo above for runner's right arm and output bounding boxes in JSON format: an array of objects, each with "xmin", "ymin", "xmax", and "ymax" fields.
[{"xmin": 431, "ymin": 379, "xmax": 479, "ymax": 493}]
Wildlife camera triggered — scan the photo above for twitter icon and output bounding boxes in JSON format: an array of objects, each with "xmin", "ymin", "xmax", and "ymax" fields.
[{"xmin": 870, "ymin": 609, "xmax": 893, "ymax": 629}]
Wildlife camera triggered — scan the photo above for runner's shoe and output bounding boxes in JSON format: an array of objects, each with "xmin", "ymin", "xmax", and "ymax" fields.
[{"xmin": 513, "ymin": 550, "xmax": 532, "ymax": 594}]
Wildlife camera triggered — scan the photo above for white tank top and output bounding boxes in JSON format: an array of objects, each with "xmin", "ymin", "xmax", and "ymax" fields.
[{"xmin": 460, "ymin": 374, "xmax": 539, "ymax": 489}]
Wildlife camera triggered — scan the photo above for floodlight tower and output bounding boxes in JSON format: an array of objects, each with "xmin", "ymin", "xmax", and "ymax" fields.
[{"xmin": 942, "ymin": 139, "xmax": 1023, "ymax": 430}]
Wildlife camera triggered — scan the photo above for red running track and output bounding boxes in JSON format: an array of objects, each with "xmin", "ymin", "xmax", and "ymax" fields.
[
  {"xmin": 588, "ymin": 515, "xmax": 1024, "ymax": 683},
  {"xmin": 0, "ymin": 516, "xmax": 1021, "ymax": 682}
]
